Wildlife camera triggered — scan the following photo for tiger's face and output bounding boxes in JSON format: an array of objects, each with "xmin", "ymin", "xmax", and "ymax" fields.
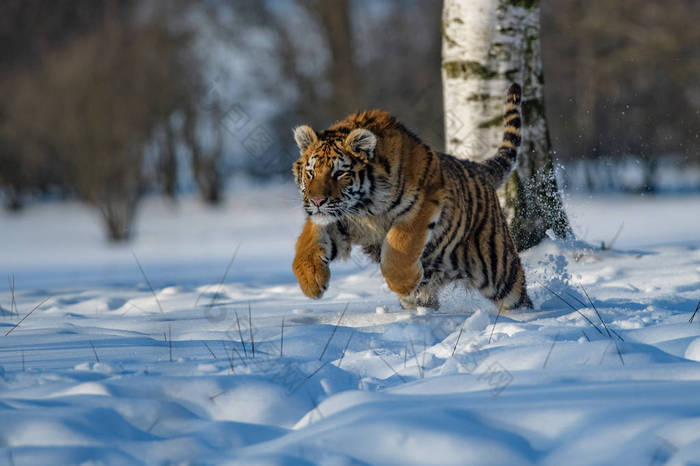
[{"xmin": 292, "ymin": 125, "xmax": 377, "ymax": 225}]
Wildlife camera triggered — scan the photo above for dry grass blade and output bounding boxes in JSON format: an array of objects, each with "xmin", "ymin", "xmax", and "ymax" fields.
[
  {"xmin": 202, "ymin": 341, "xmax": 216, "ymax": 359},
  {"xmin": 538, "ymin": 282, "xmax": 603, "ymax": 335},
  {"xmin": 377, "ymin": 353, "xmax": 407, "ymax": 383},
  {"xmin": 289, "ymin": 361, "xmax": 330, "ymax": 395},
  {"xmin": 319, "ymin": 303, "xmax": 349, "ymax": 361},
  {"xmin": 168, "ymin": 325, "xmax": 173, "ymax": 362},
  {"xmin": 146, "ymin": 415, "xmax": 161, "ymax": 433},
  {"xmin": 543, "ymin": 332, "xmax": 560, "ymax": 368},
  {"xmin": 581, "ymin": 330, "xmax": 590, "ymax": 342},
  {"xmin": 613, "ymin": 340, "xmax": 625, "ymax": 366},
  {"xmin": 248, "ymin": 303, "xmax": 255, "ymax": 358},
  {"xmin": 21, "ymin": 349, "xmax": 25, "ymax": 372},
  {"xmin": 132, "ymin": 251, "xmax": 164, "ymax": 313},
  {"xmin": 489, "ymin": 303, "xmax": 504, "ymax": 344},
  {"xmin": 235, "ymin": 312, "xmax": 248, "ymax": 358},
  {"xmin": 451, "ymin": 322, "xmax": 465, "ymax": 357},
  {"xmin": 222, "ymin": 342, "xmax": 235, "ymax": 373},
  {"xmin": 89, "ymin": 340, "xmax": 100, "ymax": 363},
  {"xmin": 195, "ymin": 243, "xmax": 241, "ymax": 307},
  {"xmin": 232, "ymin": 347, "xmax": 248, "ymax": 367},
  {"xmin": 579, "ymin": 285, "xmax": 614, "ymax": 339},
  {"xmin": 337, "ymin": 331, "xmax": 354, "ymax": 368},
  {"xmin": 209, "ymin": 390, "xmax": 227, "ymax": 401},
  {"xmin": 5, "ymin": 295, "xmax": 51, "ymax": 336},
  {"xmin": 609, "ymin": 328, "xmax": 624, "ymax": 341},
  {"xmin": 564, "ymin": 290, "xmax": 588, "ymax": 309},
  {"xmin": 690, "ymin": 300, "xmax": 700, "ymax": 324},
  {"xmin": 280, "ymin": 317, "xmax": 285, "ymax": 358},
  {"xmin": 120, "ymin": 301, "xmax": 149, "ymax": 317},
  {"xmin": 409, "ymin": 337, "xmax": 424, "ymax": 379},
  {"xmin": 602, "ymin": 222, "xmax": 624, "ymax": 251},
  {"xmin": 8, "ymin": 274, "xmax": 17, "ymax": 317}
]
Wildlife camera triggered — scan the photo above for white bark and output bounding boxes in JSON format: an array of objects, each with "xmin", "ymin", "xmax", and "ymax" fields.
[{"xmin": 443, "ymin": 0, "xmax": 533, "ymax": 160}]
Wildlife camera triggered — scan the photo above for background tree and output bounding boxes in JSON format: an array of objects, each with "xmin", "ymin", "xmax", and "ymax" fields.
[
  {"xmin": 2, "ymin": 0, "xmax": 698, "ymax": 242},
  {"xmin": 442, "ymin": 0, "xmax": 570, "ymax": 251},
  {"xmin": 185, "ymin": 104, "xmax": 225, "ymax": 205},
  {"xmin": 542, "ymin": 0, "xmax": 700, "ymax": 192},
  {"xmin": 0, "ymin": 2, "xmax": 201, "ymax": 240},
  {"xmin": 0, "ymin": 0, "xmax": 117, "ymax": 209},
  {"xmin": 204, "ymin": 0, "xmax": 443, "ymax": 178}
]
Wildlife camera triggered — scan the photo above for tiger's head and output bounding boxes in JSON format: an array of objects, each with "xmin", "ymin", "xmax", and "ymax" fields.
[{"xmin": 292, "ymin": 125, "xmax": 377, "ymax": 225}]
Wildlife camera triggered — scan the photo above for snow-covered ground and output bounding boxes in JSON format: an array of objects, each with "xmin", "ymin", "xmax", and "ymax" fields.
[{"xmin": 1, "ymin": 183, "xmax": 699, "ymax": 465}]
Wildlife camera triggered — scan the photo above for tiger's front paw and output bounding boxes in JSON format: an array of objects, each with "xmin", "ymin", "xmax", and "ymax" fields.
[
  {"xmin": 381, "ymin": 261, "xmax": 422, "ymax": 297},
  {"xmin": 293, "ymin": 247, "xmax": 330, "ymax": 299}
]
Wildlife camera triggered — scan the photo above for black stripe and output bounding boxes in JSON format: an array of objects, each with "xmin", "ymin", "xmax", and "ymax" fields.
[
  {"xmin": 470, "ymin": 178, "xmax": 489, "ymax": 289},
  {"xmin": 393, "ymin": 195, "xmax": 417, "ymax": 218},
  {"xmin": 465, "ymin": 176, "xmax": 479, "ymax": 238},
  {"xmin": 470, "ymin": 175, "xmax": 485, "ymax": 235},
  {"xmin": 438, "ymin": 206, "xmax": 464, "ymax": 267},
  {"xmin": 319, "ymin": 128, "xmax": 351, "ymax": 139},
  {"xmin": 503, "ymin": 132, "xmax": 521, "ymax": 146},
  {"xmin": 449, "ymin": 248, "xmax": 459, "ymax": 271},
  {"xmin": 497, "ymin": 148, "xmax": 517, "ymax": 163},
  {"xmin": 461, "ymin": 246, "xmax": 473, "ymax": 280},
  {"xmin": 329, "ymin": 239, "xmax": 338, "ymax": 261},
  {"xmin": 422, "ymin": 240, "xmax": 437, "ymax": 259},
  {"xmin": 473, "ymin": 222, "xmax": 489, "ymax": 290},
  {"xmin": 513, "ymin": 286, "xmax": 528, "ymax": 309},
  {"xmin": 388, "ymin": 156, "xmax": 405, "ymax": 212},
  {"xmin": 507, "ymin": 117, "xmax": 521, "ymax": 128},
  {"xmin": 494, "ymin": 259, "xmax": 519, "ymax": 301},
  {"xmin": 487, "ymin": 211, "xmax": 498, "ymax": 292},
  {"xmin": 417, "ymin": 151, "xmax": 434, "ymax": 187},
  {"xmin": 376, "ymin": 154, "xmax": 391, "ymax": 174},
  {"xmin": 430, "ymin": 160, "xmax": 465, "ymax": 256},
  {"xmin": 488, "ymin": 157, "xmax": 510, "ymax": 172},
  {"xmin": 365, "ymin": 164, "xmax": 375, "ymax": 199},
  {"xmin": 388, "ymin": 178, "xmax": 405, "ymax": 212}
]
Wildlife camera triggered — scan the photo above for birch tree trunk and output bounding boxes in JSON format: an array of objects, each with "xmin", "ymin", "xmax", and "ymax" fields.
[{"xmin": 442, "ymin": 0, "xmax": 570, "ymax": 251}]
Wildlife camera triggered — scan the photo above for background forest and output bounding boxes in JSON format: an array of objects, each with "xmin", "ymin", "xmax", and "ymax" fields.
[{"xmin": 1, "ymin": 0, "xmax": 699, "ymax": 240}]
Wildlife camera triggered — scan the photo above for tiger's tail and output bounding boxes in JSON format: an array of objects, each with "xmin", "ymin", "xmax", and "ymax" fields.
[{"xmin": 483, "ymin": 83, "xmax": 522, "ymax": 189}]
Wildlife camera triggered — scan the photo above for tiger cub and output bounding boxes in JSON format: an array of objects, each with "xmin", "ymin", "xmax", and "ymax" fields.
[{"xmin": 292, "ymin": 83, "xmax": 532, "ymax": 311}]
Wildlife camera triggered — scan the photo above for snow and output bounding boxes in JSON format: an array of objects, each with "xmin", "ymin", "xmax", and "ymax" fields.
[{"xmin": 1, "ymin": 184, "xmax": 700, "ymax": 465}]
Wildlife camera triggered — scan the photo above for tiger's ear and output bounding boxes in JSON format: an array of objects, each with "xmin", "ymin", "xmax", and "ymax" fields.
[
  {"xmin": 345, "ymin": 128, "xmax": 376, "ymax": 159},
  {"xmin": 293, "ymin": 125, "xmax": 318, "ymax": 152}
]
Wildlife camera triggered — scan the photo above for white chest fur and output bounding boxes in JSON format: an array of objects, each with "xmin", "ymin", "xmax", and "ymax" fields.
[{"xmin": 344, "ymin": 214, "xmax": 392, "ymax": 247}]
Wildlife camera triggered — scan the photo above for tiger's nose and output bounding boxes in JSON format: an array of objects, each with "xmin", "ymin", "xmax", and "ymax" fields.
[{"xmin": 309, "ymin": 197, "xmax": 327, "ymax": 207}]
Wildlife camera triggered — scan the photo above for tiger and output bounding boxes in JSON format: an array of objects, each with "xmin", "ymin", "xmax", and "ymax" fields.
[{"xmin": 291, "ymin": 83, "xmax": 532, "ymax": 312}]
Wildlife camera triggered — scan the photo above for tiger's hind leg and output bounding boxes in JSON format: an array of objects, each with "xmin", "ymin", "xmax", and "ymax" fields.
[
  {"xmin": 466, "ymin": 234, "xmax": 532, "ymax": 312},
  {"xmin": 479, "ymin": 254, "xmax": 532, "ymax": 312},
  {"xmin": 494, "ymin": 249, "xmax": 533, "ymax": 311},
  {"xmin": 495, "ymin": 271, "xmax": 533, "ymax": 312}
]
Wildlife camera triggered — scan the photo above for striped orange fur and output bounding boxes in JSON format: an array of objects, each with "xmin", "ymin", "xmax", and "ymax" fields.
[{"xmin": 292, "ymin": 83, "xmax": 532, "ymax": 311}]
